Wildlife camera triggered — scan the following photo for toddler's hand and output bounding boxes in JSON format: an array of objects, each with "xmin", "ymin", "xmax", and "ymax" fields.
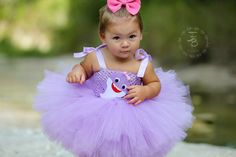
[
  {"xmin": 123, "ymin": 85, "xmax": 146, "ymax": 106},
  {"xmin": 66, "ymin": 66, "xmax": 86, "ymax": 84}
]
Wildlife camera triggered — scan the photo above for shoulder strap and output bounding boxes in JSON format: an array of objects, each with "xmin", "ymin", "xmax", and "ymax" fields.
[
  {"xmin": 135, "ymin": 49, "xmax": 152, "ymax": 78},
  {"xmin": 137, "ymin": 57, "xmax": 149, "ymax": 77},
  {"xmin": 96, "ymin": 47, "xmax": 107, "ymax": 69},
  {"xmin": 73, "ymin": 44, "xmax": 107, "ymax": 69}
]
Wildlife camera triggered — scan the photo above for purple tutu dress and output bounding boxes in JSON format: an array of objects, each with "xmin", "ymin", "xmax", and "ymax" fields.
[{"xmin": 34, "ymin": 44, "xmax": 194, "ymax": 157}]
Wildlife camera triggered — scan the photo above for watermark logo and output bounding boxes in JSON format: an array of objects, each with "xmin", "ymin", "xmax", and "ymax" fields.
[{"xmin": 178, "ymin": 27, "xmax": 208, "ymax": 58}]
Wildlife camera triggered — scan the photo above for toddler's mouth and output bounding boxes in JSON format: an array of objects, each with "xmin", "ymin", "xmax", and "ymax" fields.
[{"xmin": 120, "ymin": 51, "xmax": 130, "ymax": 54}]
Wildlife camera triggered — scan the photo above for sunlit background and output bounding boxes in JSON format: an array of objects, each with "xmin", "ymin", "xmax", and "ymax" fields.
[{"xmin": 1, "ymin": 0, "xmax": 236, "ymax": 149}]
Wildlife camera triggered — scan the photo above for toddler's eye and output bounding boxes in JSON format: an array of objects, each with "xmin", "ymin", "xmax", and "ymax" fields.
[
  {"xmin": 121, "ymin": 84, "xmax": 127, "ymax": 89},
  {"xmin": 114, "ymin": 78, "xmax": 120, "ymax": 83},
  {"xmin": 112, "ymin": 36, "xmax": 120, "ymax": 40},
  {"xmin": 129, "ymin": 35, "xmax": 137, "ymax": 39}
]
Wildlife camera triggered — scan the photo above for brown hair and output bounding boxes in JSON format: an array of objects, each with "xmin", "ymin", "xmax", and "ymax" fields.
[{"xmin": 98, "ymin": 5, "xmax": 143, "ymax": 34}]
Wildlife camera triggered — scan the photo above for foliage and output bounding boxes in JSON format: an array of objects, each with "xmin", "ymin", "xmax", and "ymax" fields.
[{"xmin": 0, "ymin": 0, "xmax": 235, "ymax": 66}]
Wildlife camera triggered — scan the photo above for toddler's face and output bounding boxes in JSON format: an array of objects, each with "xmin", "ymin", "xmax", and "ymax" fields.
[{"xmin": 100, "ymin": 16, "xmax": 142, "ymax": 60}]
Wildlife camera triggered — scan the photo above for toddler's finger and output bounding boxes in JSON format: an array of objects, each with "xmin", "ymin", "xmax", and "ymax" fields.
[
  {"xmin": 71, "ymin": 75, "xmax": 76, "ymax": 83},
  {"xmin": 127, "ymin": 89, "xmax": 136, "ymax": 94},
  {"xmin": 66, "ymin": 73, "xmax": 71, "ymax": 81},
  {"xmin": 124, "ymin": 93, "xmax": 136, "ymax": 99},
  {"xmin": 128, "ymin": 97, "xmax": 139, "ymax": 104},
  {"xmin": 80, "ymin": 74, "xmax": 86, "ymax": 84},
  {"xmin": 127, "ymin": 85, "xmax": 136, "ymax": 90},
  {"xmin": 134, "ymin": 100, "xmax": 142, "ymax": 106},
  {"xmin": 67, "ymin": 76, "xmax": 73, "ymax": 83},
  {"xmin": 76, "ymin": 74, "xmax": 81, "ymax": 83}
]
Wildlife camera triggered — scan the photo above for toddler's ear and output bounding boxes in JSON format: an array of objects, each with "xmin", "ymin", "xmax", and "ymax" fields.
[
  {"xmin": 99, "ymin": 32, "xmax": 106, "ymax": 43},
  {"xmin": 140, "ymin": 33, "xmax": 143, "ymax": 40}
]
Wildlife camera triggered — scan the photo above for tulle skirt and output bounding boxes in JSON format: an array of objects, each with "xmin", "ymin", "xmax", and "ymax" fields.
[{"xmin": 34, "ymin": 68, "xmax": 194, "ymax": 157}]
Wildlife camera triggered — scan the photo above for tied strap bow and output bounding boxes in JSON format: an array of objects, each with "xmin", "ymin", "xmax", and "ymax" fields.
[
  {"xmin": 73, "ymin": 44, "xmax": 106, "ymax": 58},
  {"xmin": 73, "ymin": 47, "xmax": 96, "ymax": 58},
  {"xmin": 135, "ymin": 49, "xmax": 152, "ymax": 61}
]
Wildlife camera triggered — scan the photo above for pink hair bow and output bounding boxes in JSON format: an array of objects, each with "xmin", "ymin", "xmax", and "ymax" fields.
[{"xmin": 107, "ymin": 0, "xmax": 141, "ymax": 15}]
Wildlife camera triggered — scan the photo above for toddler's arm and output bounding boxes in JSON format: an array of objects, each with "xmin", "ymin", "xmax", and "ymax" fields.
[
  {"xmin": 141, "ymin": 62, "xmax": 161, "ymax": 99},
  {"xmin": 124, "ymin": 62, "xmax": 161, "ymax": 105},
  {"xmin": 67, "ymin": 52, "xmax": 97, "ymax": 84}
]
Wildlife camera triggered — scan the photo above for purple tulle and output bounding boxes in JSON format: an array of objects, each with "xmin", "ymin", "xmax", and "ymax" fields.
[{"xmin": 34, "ymin": 68, "xmax": 194, "ymax": 157}]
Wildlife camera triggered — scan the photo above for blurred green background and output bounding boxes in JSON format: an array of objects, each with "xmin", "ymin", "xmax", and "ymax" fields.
[
  {"xmin": 0, "ymin": 0, "xmax": 236, "ymax": 148},
  {"xmin": 1, "ymin": 0, "xmax": 236, "ymax": 66}
]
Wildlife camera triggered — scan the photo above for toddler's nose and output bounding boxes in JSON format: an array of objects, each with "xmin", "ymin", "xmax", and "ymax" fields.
[{"xmin": 121, "ymin": 40, "xmax": 130, "ymax": 48}]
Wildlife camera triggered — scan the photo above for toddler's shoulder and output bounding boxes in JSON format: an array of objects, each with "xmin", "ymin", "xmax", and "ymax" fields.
[
  {"xmin": 83, "ymin": 51, "xmax": 100, "ymax": 72},
  {"xmin": 84, "ymin": 51, "xmax": 97, "ymax": 59},
  {"xmin": 82, "ymin": 51, "xmax": 98, "ymax": 65}
]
